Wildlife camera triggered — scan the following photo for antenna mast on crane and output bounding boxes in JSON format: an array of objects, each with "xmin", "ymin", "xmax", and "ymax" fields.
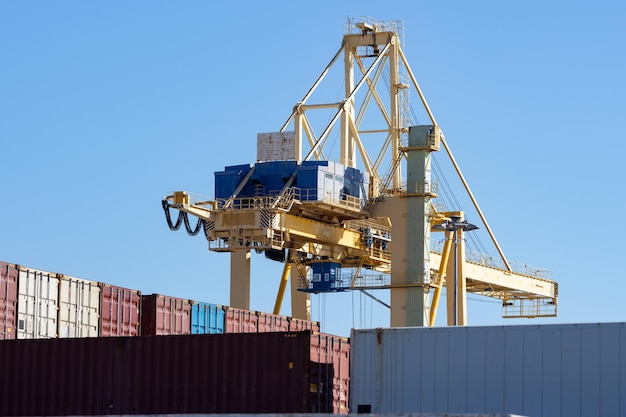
[{"xmin": 162, "ymin": 18, "xmax": 558, "ymax": 327}]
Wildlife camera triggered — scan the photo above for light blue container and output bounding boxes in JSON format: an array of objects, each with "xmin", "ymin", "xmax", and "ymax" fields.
[{"xmin": 191, "ymin": 302, "xmax": 225, "ymax": 334}]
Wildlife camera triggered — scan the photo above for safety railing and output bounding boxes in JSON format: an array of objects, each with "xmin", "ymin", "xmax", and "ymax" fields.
[{"xmin": 430, "ymin": 239, "xmax": 554, "ymax": 281}]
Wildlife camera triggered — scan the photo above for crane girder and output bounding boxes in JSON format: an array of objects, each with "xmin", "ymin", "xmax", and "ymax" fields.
[
  {"xmin": 430, "ymin": 252, "xmax": 556, "ymax": 299},
  {"xmin": 164, "ymin": 194, "xmax": 391, "ymax": 271}
]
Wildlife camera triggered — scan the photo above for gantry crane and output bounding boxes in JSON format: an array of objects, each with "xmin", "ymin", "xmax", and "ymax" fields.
[{"xmin": 162, "ymin": 19, "xmax": 557, "ymax": 327}]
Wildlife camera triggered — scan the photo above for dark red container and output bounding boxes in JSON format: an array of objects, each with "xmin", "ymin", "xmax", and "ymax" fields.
[
  {"xmin": 99, "ymin": 283, "xmax": 141, "ymax": 337},
  {"xmin": 0, "ymin": 331, "xmax": 350, "ymax": 415},
  {"xmin": 140, "ymin": 294, "xmax": 191, "ymax": 335},
  {"xmin": 0, "ymin": 262, "xmax": 18, "ymax": 340}
]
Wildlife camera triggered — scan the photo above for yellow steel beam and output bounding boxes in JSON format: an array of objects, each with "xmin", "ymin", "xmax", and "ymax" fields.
[
  {"xmin": 273, "ymin": 255, "xmax": 292, "ymax": 315},
  {"xmin": 429, "ymin": 232, "xmax": 453, "ymax": 326},
  {"xmin": 283, "ymin": 213, "xmax": 362, "ymax": 249},
  {"xmin": 430, "ymin": 252, "xmax": 556, "ymax": 298}
]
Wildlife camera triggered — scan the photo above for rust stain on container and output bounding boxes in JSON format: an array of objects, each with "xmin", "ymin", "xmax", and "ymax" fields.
[
  {"xmin": 100, "ymin": 283, "xmax": 141, "ymax": 336},
  {"xmin": 0, "ymin": 331, "xmax": 350, "ymax": 415}
]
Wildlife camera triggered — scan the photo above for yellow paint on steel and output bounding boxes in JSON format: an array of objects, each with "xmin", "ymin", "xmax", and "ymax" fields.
[
  {"xmin": 283, "ymin": 213, "xmax": 362, "ymax": 249},
  {"xmin": 273, "ymin": 257, "xmax": 292, "ymax": 315},
  {"xmin": 429, "ymin": 232, "xmax": 453, "ymax": 326}
]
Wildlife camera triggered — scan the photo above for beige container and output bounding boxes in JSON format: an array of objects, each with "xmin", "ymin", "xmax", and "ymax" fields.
[
  {"xmin": 58, "ymin": 275, "xmax": 100, "ymax": 337},
  {"xmin": 17, "ymin": 266, "xmax": 59, "ymax": 339}
]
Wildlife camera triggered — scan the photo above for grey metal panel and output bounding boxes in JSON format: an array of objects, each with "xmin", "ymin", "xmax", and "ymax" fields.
[{"xmin": 350, "ymin": 323, "xmax": 626, "ymax": 417}]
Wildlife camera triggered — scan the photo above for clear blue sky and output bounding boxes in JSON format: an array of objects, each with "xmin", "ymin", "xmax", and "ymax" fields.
[{"xmin": 1, "ymin": 1, "xmax": 624, "ymax": 337}]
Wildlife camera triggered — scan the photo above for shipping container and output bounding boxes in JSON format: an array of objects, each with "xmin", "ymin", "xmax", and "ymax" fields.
[
  {"xmin": 310, "ymin": 331, "xmax": 351, "ymax": 413},
  {"xmin": 16, "ymin": 265, "xmax": 59, "ymax": 339},
  {"xmin": 140, "ymin": 294, "xmax": 191, "ymax": 335},
  {"xmin": 99, "ymin": 283, "xmax": 141, "ymax": 337},
  {"xmin": 223, "ymin": 307, "xmax": 318, "ymax": 334},
  {"xmin": 224, "ymin": 305, "xmax": 259, "ymax": 333},
  {"xmin": 215, "ymin": 163, "xmax": 253, "ymax": 199},
  {"xmin": 199, "ymin": 303, "xmax": 319, "ymax": 334},
  {"xmin": 0, "ymin": 331, "xmax": 350, "ymax": 415},
  {"xmin": 256, "ymin": 131, "xmax": 296, "ymax": 162},
  {"xmin": 289, "ymin": 316, "xmax": 321, "ymax": 332},
  {"xmin": 191, "ymin": 301, "xmax": 225, "ymax": 334},
  {"xmin": 58, "ymin": 275, "xmax": 100, "ymax": 337},
  {"xmin": 257, "ymin": 311, "xmax": 290, "ymax": 332},
  {"xmin": 0, "ymin": 262, "xmax": 18, "ymax": 339},
  {"xmin": 350, "ymin": 323, "xmax": 626, "ymax": 417}
]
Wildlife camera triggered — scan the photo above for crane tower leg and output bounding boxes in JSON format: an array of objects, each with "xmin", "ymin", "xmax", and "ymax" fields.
[
  {"xmin": 290, "ymin": 267, "xmax": 311, "ymax": 320},
  {"xmin": 230, "ymin": 251, "xmax": 251, "ymax": 309},
  {"xmin": 446, "ymin": 229, "xmax": 468, "ymax": 325}
]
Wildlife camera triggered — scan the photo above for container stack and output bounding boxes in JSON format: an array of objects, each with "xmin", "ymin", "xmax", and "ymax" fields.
[
  {"xmin": 0, "ymin": 261, "xmax": 320, "ymax": 339},
  {"xmin": 0, "ymin": 331, "xmax": 349, "ymax": 415}
]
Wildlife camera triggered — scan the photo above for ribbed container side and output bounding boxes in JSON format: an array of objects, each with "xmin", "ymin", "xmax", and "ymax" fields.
[
  {"xmin": 257, "ymin": 311, "xmax": 290, "ymax": 333},
  {"xmin": 350, "ymin": 323, "xmax": 626, "ymax": 417},
  {"xmin": 99, "ymin": 283, "xmax": 141, "ymax": 337},
  {"xmin": 58, "ymin": 275, "xmax": 100, "ymax": 337},
  {"xmin": 289, "ymin": 317, "xmax": 321, "ymax": 332},
  {"xmin": 191, "ymin": 301, "xmax": 225, "ymax": 334},
  {"xmin": 0, "ymin": 262, "xmax": 18, "ymax": 339},
  {"xmin": 140, "ymin": 294, "xmax": 191, "ymax": 335},
  {"xmin": 224, "ymin": 306, "xmax": 259, "ymax": 333},
  {"xmin": 0, "ymin": 331, "xmax": 349, "ymax": 415},
  {"xmin": 310, "ymin": 332, "xmax": 351, "ymax": 413},
  {"xmin": 16, "ymin": 266, "xmax": 59, "ymax": 339},
  {"xmin": 215, "ymin": 164, "xmax": 252, "ymax": 199}
]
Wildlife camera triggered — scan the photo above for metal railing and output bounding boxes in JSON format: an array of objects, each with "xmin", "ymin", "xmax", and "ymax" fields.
[
  {"xmin": 213, "ymin": 186, "xmax": 367, "ymax": 214},
  {"xmin": 430, "ymin": 239, "xmax": 554, "ymax": 280}
]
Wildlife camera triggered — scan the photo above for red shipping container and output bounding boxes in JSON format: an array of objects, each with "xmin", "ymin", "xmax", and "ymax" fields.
[
  {"xmin": 99, "ymin": 283, "xmax": 141, "ymax": 337},
  {"xmin": 225, "ymin": 307, "xmax": 320, "ymax": 334},
  {"xmin": 224, "ymin": 306, "xmax": 258, "ymax": 333},
  {"xmin": 0, "ymin": 331, "xmax": 350, "ymax": 415},
  {"xmin": 140, "ymin": 294, "xmax": 191, "ymax": 335},
  {"xmin": 256, "ymin": 311, "xmax": 290, "ymax": 332},
  {"xmin": 0, "ymin": 262, "xmax": 18, "ymax": 340},
  {"xmin": 289, "ymin": 316, "xmax": 321, "ymax": 332},
  {"xmin": 310, "ymin": 331, "xmax": 350, "ymax": 413}
]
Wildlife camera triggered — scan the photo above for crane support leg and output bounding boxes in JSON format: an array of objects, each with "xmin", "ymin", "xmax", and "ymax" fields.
[
  {"xmin": 446, "ymin": 229, "xmax": 467, "ymax": 325},
  {"xmin": 429, "ymin": 231, "xmax": 453, "ymax": 326},
  {"xmin": 230, "ymin": 251, "xmax": 251, "ymax": 309},
  {"xmin": 273, "ymin": 256, "xmax": 292, "ymax": 315},
  {"xmin": 290, "ymin": 266, "xmax": 311, "ymax": 320}
]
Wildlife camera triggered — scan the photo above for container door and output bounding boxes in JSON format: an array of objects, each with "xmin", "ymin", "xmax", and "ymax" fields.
[
  {"xmin": 191, "ymin": 302, "xmax": 225, "ymax": 334},
  {"xmin": 59, "ymin": 276, "xmax": 100, "ymax": 337},
  {"xmin": 17, "ymin": 268, "xmax": 59, "ymax": 339},
  {"xmin": 99, "ymin": 284, "xmax": 141, "ymax": 336}
]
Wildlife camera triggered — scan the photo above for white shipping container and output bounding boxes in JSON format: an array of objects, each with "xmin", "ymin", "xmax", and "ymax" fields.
[
  {"xmin": 17, "ymin": 267, "xmax": 59, "ymax": 339},
  {"xmin": 59, "ymin": 275, "xmax": 100, "ymax": 337},
  {"xmin": 350, "ymin": 323, "xmax": 626, "ymax": 417},
  {"xmin": 257, "ymin": 131, "xmax": 295, "ymax": 162}
]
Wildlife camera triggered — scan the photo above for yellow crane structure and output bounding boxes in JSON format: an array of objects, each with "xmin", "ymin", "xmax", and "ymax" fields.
[{"xmin": 162, "ymin": 19, "xmax": 557, "ymax": 327}]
